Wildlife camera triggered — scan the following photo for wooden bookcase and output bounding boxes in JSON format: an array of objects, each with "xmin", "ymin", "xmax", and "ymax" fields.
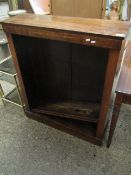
[{"xmin": 2, "ymin": 14, "xmax": 129, "ymax": 146}]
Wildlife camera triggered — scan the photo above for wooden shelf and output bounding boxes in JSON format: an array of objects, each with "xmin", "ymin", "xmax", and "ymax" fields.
[
  {"xmin": 33, "ymin": 100, "xmax": 100, "ymax": 123},
  {"xmin": 26, "ymin": 109, "xmax": 102, "ymax": 146}
]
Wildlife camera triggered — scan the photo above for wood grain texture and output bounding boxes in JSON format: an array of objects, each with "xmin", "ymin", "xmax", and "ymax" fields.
[
  {"xmin": 96, "ymin": 49, "xmax": 121, "ymax": 138},
  {"xmin": 25, "ymin": 109, "xmax": 102, "ymax": 146},
  {"xmin": 2, "ymin": 14, "xmax": 130, "ymax": 146},
  {"xmin": 2, "ymin": 24, "xmax": 122, "ymax": 49},
  {"xmin": 18, "ymin": 0, "xmax": 33, "ymax": 13},
  {"xmin": 116, "ymin": 41, "xmax": 131, "ymax": 95},
  {"xmin": 51, "ymin": 0, "xmax": 103, "ymax": 18},
  {"xmin": 23, "ymin": 0, "xmax": 33, "ymax": 13},
  {"xmin": 2, "ymin": 13, "xmax": 130, "ymax": 39},
  {"xmin": 33, "ymin": 100, "xmax": 100, "ymax": 123}
]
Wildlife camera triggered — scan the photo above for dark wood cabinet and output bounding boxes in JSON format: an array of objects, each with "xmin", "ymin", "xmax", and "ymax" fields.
[{"xmin": 2, "ymin": 14, "xmax": 129, "ymax": 146}]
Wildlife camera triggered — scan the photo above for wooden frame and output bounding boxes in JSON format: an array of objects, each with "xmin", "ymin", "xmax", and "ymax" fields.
[
  {"xmin": 108, "ymin": 41, "xmax": 131, "ymax": 147},
  {"xmin": 2, "ymin": 14, "xmax": 129, "ymax": 146}
]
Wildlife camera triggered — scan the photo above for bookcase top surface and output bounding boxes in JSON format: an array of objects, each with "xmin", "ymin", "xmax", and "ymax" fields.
[{"xmin": 2, "ymin": 13, "xmax": 130, "ymax": 39}]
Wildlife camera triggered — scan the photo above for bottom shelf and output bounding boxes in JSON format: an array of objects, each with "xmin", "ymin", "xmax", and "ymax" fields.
[
  {"xmin": 26, "ymin": 109, "xmax": 103, "ymax": 146},
  {"xmin": 33, "ymin": 100, "xmax": 100, "ymax": 123}
]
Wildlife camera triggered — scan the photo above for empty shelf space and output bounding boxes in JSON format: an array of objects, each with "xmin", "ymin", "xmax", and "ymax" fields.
[
  {"xmin": 27, "ymin": 110, "xmax": 99, "ymax": 144},
  {"xmin": 33, "ymin": 100, "xmax": 100, "ymax": 123}
]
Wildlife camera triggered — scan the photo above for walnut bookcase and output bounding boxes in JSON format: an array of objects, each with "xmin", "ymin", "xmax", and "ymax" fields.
[{"xmin": 2, "ymin": 14, "xmax": 129, "ymax": 146}]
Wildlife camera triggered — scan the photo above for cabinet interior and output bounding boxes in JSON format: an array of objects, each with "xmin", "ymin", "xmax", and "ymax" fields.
[{"xmin": 13, "ymin": 35, "xmax": 109, "ymax": 123}]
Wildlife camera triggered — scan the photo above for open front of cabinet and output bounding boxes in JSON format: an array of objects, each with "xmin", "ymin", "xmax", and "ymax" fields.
[
  {"xmin": 12, "ymin": 35, "xmax": 109, "ymax": 125},
  {"xmin": 2, "ymin": 13, "xmax": 129, "ymax": 146}
]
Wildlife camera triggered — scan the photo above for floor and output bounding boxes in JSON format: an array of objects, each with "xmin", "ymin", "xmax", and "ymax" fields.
[
  {"xmin": 0, "ymin": 28, "xmax": 131, "ymax": 175},
  {"xmin": 0, "ymin": 102, "xmax": 131, "ymax": 175}
]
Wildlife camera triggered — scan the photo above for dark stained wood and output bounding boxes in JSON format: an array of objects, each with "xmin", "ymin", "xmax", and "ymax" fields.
[
  {"xmin": 18, "ymin": 0, "xmax": 24, "ymax": 9},
  {"xmin": 107, "ymin": 93, "xmax": 123, "ymax": 147},
  {"xmin": 32, "ymin": 100, "xmax": 100, "ymax": 123},
  {"xmin": 116, "ymin": 42, "xmax": 131, "ymax": 95},
  {"xmin": 71, "ymin": 44, "xmax": 108, "ymax": 101},
  {"xmin": 18, "ymin": 0, "xmax": 34, "ymax": 13},
  {"xmin": 3, "ymin": 24, "xmax": 122, "ymax": 49},
  {"xmin": 107, "ymin": 41, "xmax": 131, "ymax": 147},
  {"xmin": 22, "ymin": 0, "xmax": 33, "ymax": 13},
  {"xmin": 96, "ymin": 49, "xmax": 121, "ymax": 138},
  {"xmin": 2, "ymin": 14, "xmax": 130, "ymax": 39},
  {"xmin": 2, "ymin": 14, "xmax": 129, "ymax": 146},
  {"xmin": 25, "ymin": 109, "xmax": 102, "ymax": 146},
  {"xmin": 12, "ymin": 36, "xmax": 72, "ymax": 108},
  {"xmin": 11, "ymin": 35, "xmax": 107, "ymax": 123}
]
